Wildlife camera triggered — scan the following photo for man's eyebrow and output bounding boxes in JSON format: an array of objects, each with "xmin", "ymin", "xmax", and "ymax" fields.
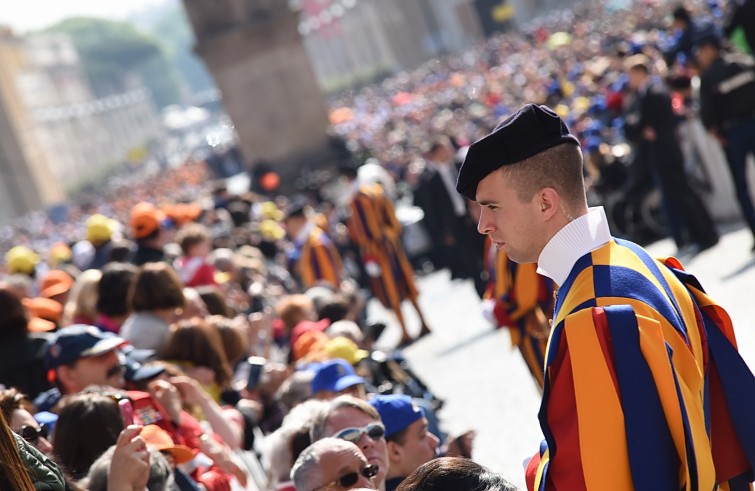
[{"xmin": 478, "ymin": 200, "xmax": 499, "ymax": 206}]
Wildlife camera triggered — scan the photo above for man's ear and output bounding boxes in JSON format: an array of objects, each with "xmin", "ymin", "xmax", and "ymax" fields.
[
  {"xmin": 538, "ymin": 188, "xmax": 561, "ymax": 221},
  {"xmin": 386, "ymin": 440, "xmax": 403, "ymax": 464},
  {"xmin": 56, "ymin": 365, "xmax": 77, "ymax": 393}
]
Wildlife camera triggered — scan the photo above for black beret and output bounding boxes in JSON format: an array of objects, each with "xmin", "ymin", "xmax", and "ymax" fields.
[
  {"xmin": 456, "ymin": 104, "xmax": 580, "ymax": 200},
  {"xmin": 692, "ymin": 24, "xmax": 722, "ymax": 50},
  {"xmin": 284, "ymin": 198, "xmax": 308, "ymax": 220}
]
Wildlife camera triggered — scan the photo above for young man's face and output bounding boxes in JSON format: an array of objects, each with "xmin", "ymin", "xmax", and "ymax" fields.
[
  {"xmin": 388, "ymin": 417, "xmax": 439, "ymax": 478},
  {"xmin": 476, "ymin": 169, "xmax": 545, "ymax": 264}
]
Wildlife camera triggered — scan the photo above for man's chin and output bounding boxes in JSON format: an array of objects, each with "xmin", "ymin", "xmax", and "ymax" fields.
[{"xmin": 107, "ymin": 375, "xmax": 126, "ymax": 390}]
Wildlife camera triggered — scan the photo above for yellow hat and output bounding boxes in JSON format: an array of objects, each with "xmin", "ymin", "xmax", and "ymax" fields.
[
  {"xmin": 5, "ymin": 246, "xmax": 39, "ymax": 275},
  {"xmin": 260, "ymin": 201, "xmax": 284, "ymax": 221},
  {"xmin": 260, "ymin": 219, "xmax": 285, "ymax": 241},
  {"xmin": 86, "ymin": 214, "xmax": 115, "ymax": 244},
  {"xmin": 324, "ymin": 336, "xmax": 369, "ymax": 366}
]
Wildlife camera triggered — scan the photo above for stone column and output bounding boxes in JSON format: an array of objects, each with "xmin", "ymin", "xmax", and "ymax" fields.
[{"xmin": 182, "ymin": 1, "xmax": 335, "ymax": 183}]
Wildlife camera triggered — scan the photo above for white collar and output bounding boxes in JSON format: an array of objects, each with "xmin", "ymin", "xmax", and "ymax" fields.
[
  {"xmin": 295, "ymin": 220, "xmax": 315, "ymax": 244},
  {"xmin": 536, "ymin": 207, "xmax": 612, "ymax": 286}
]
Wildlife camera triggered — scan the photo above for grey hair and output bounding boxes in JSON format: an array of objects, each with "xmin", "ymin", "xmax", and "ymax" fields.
[
  {"xmin": 278, "ymin": 370, "xmax": 315, "ymax": 411},
  {"xmin": 85, "ymin": 445, "xmax": 175, "ymax": 491},
  {"xmin": 310, "ymin": 395, "xmax": 380, "ymax": 443},
  {"xmin": 291, "ymin": 440, "xmax": 324, "ymax": 490},
  {"xmin": 264, "ymin": 400, "xmax": 329, "ymax": 484}
]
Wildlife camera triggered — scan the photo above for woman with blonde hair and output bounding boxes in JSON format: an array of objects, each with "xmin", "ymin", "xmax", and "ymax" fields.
[{"xmin": 62, "ymin": 269, "xmax": 102, "ymax": 326}]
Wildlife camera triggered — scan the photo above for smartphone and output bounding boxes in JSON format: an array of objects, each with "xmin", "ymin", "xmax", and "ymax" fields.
[
  {"xmin": 246, "ymin": 356, "xmax": 267, "ymax": 391},
  {"xmin": 118, "ymin": 399, "xmax": 135, "ymax": 426}
]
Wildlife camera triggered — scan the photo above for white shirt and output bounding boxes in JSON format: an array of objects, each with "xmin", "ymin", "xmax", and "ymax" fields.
[
  {"xmin": 431, "ymin": 161, "xmax": 467, "ymax": 217},
  {"xmin": 536, "ymin": 207, "xmax": 612, "ymax": 287}
]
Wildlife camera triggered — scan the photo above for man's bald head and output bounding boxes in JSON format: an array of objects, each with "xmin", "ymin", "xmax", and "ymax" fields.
[{"xmin": 291, "ymin": 438, "xmax": 374, "ymax": 491}]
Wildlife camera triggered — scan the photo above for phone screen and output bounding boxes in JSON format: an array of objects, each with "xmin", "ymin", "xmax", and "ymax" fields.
[
  {"xmin": 246, "ymin": 357, "xmax": 266, "ymax": 390},
  {"xmin": 118, "ymin": 399, "xmax": 135, "ymax": 426}
]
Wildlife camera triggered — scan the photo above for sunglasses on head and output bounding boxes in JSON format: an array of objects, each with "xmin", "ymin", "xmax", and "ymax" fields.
[
  {"xmin": 312, "ymin": 463, "xmax": 379, "ymax": 490},
  {"xmin": 333, "ymin": 422, "xmax": 385, "ymax": 444},
  {"xmin": 19, "ymin": 424, "xmax": 48, "ymax": 443}
]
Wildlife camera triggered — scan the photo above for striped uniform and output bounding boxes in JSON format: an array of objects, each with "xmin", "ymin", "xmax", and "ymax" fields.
[
  {"xmin": 484, "ymin": 237, "xmax": 554, "ymax": 390},
  {"xmin": 347, "ymin": 184, "xmax": 418, "ymax": 311},
  {"xmin": 526, "ymin": 239, "xmax": 755, "ymax": 491},
  {"xmin": 288, "ymin": 225, "xmax": 344, "ymax": 290}
]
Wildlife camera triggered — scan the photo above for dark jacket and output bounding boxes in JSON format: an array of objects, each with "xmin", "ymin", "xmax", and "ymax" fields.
[
  {"xmin": 625, "ymin": 83, "xmax": 686, "ymax": 176},
  {"xmin": 131, "ymin": 244, "xmax": 165, "ymax": 266},
  {"xmin": 14, "ymin": 433, "xmax": 65, "ymax": 490},
  {"xmin": 699, "ymin": 53, "xmax": 755, "ymax": 131},
  {"xmin": 413, "ymin": 165, "xmax": 462, "ymax": 241},
  {"xmin": 0, "ymin": 333, "xmax": 52, "ymax": 399}
]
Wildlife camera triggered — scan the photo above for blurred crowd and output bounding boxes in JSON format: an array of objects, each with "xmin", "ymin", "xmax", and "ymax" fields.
[{"xmin": 1, "ymin": 0, "xmax": 754, "ymax": 489}]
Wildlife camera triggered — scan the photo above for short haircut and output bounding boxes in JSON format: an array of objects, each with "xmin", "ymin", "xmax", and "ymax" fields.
[
  {"xmin": 97, "ymin": 263, "xmax": 138, "ymax": 317},
  {"xmin": 396, "ymin": 457, "xmax": 517, "ymax": 491},
  {"xmin": 310, "ymin": 395, "xmax": 380, "ymax": 442},
  {"xmin": 196, "ymin": 285, "xmax": 232, "ymax": 317},
  {"xmin": 317, "ymin": 295, "xmax": 350, "ymax": 323},
  {"xmin": 501, "ymin": 143, "xmax": 585, "ymax": 209},
  {"xmin": 85, "ymin": 446, "xmax": 174, "ymax": 491},
  {"xmin": 277, "ymin": 294, "xmax": 315, "ymax": 333},
  {"xmin": 176, "ymin": 223, "xmax": 211, "ymax": 256},
  {"xmin": 278, "ymin": 370, "xmax": 315, "ymax": 411},
  {"xmin": 128, "ymin": 262, "xmax": 186, "ymax": 312},
  {"xmin": 624, "ymin": 53, "xmax": 651, "ymax": 74}
]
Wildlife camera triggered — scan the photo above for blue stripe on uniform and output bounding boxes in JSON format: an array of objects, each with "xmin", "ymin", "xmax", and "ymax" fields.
[{"xmin": 604, "ymin": 305, "xmax": 679, "ymax": 490}]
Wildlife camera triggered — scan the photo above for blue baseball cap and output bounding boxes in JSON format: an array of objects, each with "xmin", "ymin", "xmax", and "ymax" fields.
[
  {"xmin": 33, "ymin": 411, "xmax": 58, "ymax": 435},
  {"xmin": 369, "ymin": 395, "xmax": 425, "ymax": 439},
  {"xmin": 311, "ymin": 359, "xmax": 365, "ymax": 394},
  {"xmin": 46, "ymin": 324, "xmax": 128, "ymax": 369}
]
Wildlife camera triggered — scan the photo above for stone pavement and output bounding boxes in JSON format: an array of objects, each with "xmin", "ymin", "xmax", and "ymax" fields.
[{"xmin": 369, "ymin": 223, "xmax": 755, "ymax": 489}]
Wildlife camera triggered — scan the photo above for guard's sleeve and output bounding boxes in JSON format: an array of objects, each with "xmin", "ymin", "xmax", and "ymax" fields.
[{"xmin": 531, "ymin": 305, "xmax": 709, "ymax": 491}]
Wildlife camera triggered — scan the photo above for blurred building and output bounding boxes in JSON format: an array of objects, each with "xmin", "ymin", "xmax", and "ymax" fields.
[
  {"xmin": 0, "ymin": 29, "xmax": 161, "ymax": 220},
  {"xmin": 0, "ymin": 27, "xmax": 62, "ymax": 222},
  {"xmin": 298, "ymin": 0, "xmax": 556, "ymax": 90}
]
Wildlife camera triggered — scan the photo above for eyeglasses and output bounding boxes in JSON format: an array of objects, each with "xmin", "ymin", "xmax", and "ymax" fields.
[
  {"xmin": 312, "ymin": 464, "xmax": 379, "ymax": 490},
  {"xmin": 333, "ymin": 423, "xmax": 385, "ymax": 445},
  {"xmin": 18, "ymin": 424, "xmax": 48, "ymax": 443}
]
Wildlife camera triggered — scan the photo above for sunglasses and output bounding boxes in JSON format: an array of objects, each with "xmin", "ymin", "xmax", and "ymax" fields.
[
  {"xmin": 333, "ymin": 423, "xmax": 385, "ymax": 445},
  {"xmin": 18, "ymin": 424, "xmax": 48, "ymax": 443},
  {"xmin": 312, "ymin": 464, "xmax": 379, "ymax": 490}
]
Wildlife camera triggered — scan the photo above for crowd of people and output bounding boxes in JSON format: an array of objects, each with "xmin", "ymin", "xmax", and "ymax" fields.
[{"xmin": 1, "ymin": 0, "xmax": 755, "ymax": 489}]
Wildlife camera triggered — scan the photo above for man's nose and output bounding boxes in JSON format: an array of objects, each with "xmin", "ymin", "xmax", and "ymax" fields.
[
  {"xmin": 478, "ymin": 209, "xmax": 492, "ymax": 235},
  {"xmin": 357, "ymin": 433, "xmax": 375, "ymax": 450}
]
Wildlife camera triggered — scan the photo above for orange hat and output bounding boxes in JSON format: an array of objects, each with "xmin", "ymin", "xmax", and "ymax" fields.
[
  {"xmin": 130, "ymin": 202, "xmax": 166, "ymax": 239},
  {"xmin": 23, "ymin": 297, "xmax": 63, "ymax": 324},
  {"xmin": 39, "ymin": 270, "xmax": 74, "ymax": 299},
  {"xmin": 140, "ymin": 424, "xmax": 195, "ymax": 464},
  {"xmin": 293, "ymin": 330, "xmax": 329, "ymax": 362},
  {"xmin": 163, "ymin": 203, "xmax": 203, "ymax": 227}
]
